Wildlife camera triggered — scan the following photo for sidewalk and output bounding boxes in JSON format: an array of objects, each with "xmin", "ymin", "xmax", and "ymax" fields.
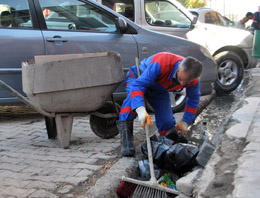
[
  {"xmin": 191, "ymin": 68, "xmax": 260, "ymax": 198},
  {"xmin": 0, "ymin": 68, "xmax": 260, "ymax": 198},
  {"xmin": 0, "ymin": 110, "xmax": 156, "ymax": 198}
]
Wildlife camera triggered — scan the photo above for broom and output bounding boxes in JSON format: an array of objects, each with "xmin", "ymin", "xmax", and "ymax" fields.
[{"xmin": 117, "ymin": 124, "xmax": 179, "ymax": 198}]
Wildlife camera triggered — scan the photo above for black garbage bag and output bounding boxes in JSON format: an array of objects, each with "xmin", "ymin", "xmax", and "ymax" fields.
[
  {"xmin": 164, "ymin": 143, "xmax": 199, "ymax": 174},
  {"xmin": 165, "ymin": 127, "xmax": 188, "ymax": 144},
  {"xmin": 157, "ymin": 134, "xmax": 174, "ymax": 146},
  {"xmin": 138, "ymin": 159, "xmax": 169, "ymax": 180},
  {"xmin": 141, "ymin": 138, "xmax": 170, "ymax": 168}
]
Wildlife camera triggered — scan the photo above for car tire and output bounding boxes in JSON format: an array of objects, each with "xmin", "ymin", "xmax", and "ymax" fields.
[
  {"xmin": 45, "ymin": 117, "xmax": 57, "ymax": 139},
  {"xmin": 214, "ymin": 51, "xmax": 244, "ymax": 95},
  {"xmin": 90, "ymin": 101, "xmax": 120, "ymax": 139},
  {"xmin": 145, "ymin": 89, "xmax": 186, "ymax": 113},
  {"xmin": 170, "ymin": 89, "xmax": 186, "ymax": 113}
]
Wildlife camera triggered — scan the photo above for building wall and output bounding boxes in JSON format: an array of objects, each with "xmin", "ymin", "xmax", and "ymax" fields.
[{"xmin": 206, "ymin": 0, "xmax": 259, "ymax": 21}]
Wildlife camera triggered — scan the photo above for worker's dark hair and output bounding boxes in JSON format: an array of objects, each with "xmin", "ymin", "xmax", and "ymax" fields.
[
  {"xmin": 246, "ymin": 12, "xmax": 253, "ymax": 18},
  {"xmin": 178, "ymin": 56, "xmax": 203, "ymax": 80}
]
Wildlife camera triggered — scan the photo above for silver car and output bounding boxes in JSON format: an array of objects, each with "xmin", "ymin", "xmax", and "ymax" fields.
[{"xmin": 0, "ymin": 0, "xmax": 217, "ymax": 114}]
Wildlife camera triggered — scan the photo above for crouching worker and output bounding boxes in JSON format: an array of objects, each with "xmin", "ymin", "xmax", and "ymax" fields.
[{"xmin": 117, "ymin": 52, "xmax": 203, "ymax": 156}]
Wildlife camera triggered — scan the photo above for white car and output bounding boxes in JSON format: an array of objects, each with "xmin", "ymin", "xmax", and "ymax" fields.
[
  {"xmin": 188, "ymin": 8, "xmax": 256, "ymax": 93},
  {"xmin": 97, "ymin": 0, "xmax": 257, "ymax": 95}
]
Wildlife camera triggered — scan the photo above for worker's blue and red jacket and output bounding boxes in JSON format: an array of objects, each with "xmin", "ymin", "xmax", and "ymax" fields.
[
  {"xmin": 252, "ymin": 11, "xmax": 260, "ymax": 32},
  {"xmin": 119, "ymin": 52, "xmax": 201, "ymax": 135}
]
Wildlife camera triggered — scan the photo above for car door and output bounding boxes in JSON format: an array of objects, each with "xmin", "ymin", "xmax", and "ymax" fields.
[
  {"xmin": 189, "ymin": 11, "xmax": 229, "ymax": 54},
  {"xmin": 100, "ymin": 0, "xmax": 193, "ymax": 39},
  {"xmin": 0, "ymin": 0, "xmax": 45, "ymax": 104},
  {"xmin": 35, "ymin": 0, "xmax": 138, "ymax": 96}
]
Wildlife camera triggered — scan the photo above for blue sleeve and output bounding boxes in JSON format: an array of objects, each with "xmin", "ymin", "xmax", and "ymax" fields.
[
  {"xmin": 182, "ymin": 81, "xmax": 201, "ymax": 124},
  {"xmin": 130, "ymin": 62, "xmax": 161, "ymax": 110}
]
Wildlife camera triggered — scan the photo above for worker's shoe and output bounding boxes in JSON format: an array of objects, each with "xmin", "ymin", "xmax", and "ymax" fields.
[{"xmin": 117, "ymin": 120, "xmax": 135, "ymax": 157}]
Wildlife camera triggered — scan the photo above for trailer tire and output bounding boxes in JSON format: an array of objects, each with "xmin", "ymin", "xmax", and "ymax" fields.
[
  {"xmin": 90, "ymin": 101, "xmax": 120, "ymax": 139},
  {"xmin": 45, "ymin": 117, "xmax": 57, "ymax": 139}
]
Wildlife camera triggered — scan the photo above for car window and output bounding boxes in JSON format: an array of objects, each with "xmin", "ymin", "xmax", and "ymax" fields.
[
  {"xmin": 204, "ymin": 11, "xmax": 226, "ymax": 26},
  {"xmin": 0, "ymin": 0, "xmax": 33, "ymax": 29},
  {"xmin": 38, "ymin": 0, "xmax": 117, "ymax": 32},
  {"xmin": 102, "ymin": 0, "xmax": 134, "ymax": 22},
  {"xmin": 144, "ymin": 0, "xmax": 191, "ymax": 28}
]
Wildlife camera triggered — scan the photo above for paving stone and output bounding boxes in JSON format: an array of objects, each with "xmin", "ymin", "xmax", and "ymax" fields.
[
  {"xmin": 71, "ymin": 163, "xmax": 102, "ymax": 170},
  {"xmin": 0, "ymin": 186, "xmax": 35, "ymax": 198},
  {"xmin": 176, "ymin": 193, "xmax": 192, "ymax": 198},
  {"xmin": 27, "ymin": 189, "xmax": 59, "ymax": 198},
  {"xmin": 57, "ymin": 185, "xmax": 74, "ymax": 194},
  {"xmin": 232, "ymin": 97, "xmax": 260, "ymax": 122},
  {"xmin": 195, "ymin": 136, "xmax": 215, "ymax": 167},
  {"xmin": 225, "ymin": 123, "xmax": 249, "ymax": 140},
  {"xmin": 2, "ymin": 178, "xmax": 32, "ymax": 188},
  {"xmin": 233, "ymin": 182, "xmax": 260, "ymax": 198},
  {"xmin": 244, "ymin": 142, "xmax": 260, "ymax": 152},
  {"xmin": 24, "ymin": 181, "xmax": 57, "ymax": 191},
  {"xmin": 176, "ymin": 169, "xmax": 202, "ymax": 197},
  {"xmin": 60, "ymin": 176, "xmax": 88, "ymax": 185}
]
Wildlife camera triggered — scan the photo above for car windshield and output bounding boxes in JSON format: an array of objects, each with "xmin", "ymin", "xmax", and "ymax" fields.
[
  {"xmin": 145, "ymin": 0, "xmax": 191, "ymax": 28},
  {"xmin": 203, "ymin": 11, "xmax": 227, "ymax": 26}
]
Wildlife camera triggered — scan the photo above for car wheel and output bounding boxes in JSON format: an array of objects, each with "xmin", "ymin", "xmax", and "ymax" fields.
[
  {"xmin": 45, "ymin": 117, "xmax": 57, "ymax": 139},
  {"xmin": 214, "ymin": 51, "xmax": 244, "ymax": 95},
  {"xmin": 146, "ymin": 89, "xmax": 186, "ymax": 113},
  {"xmin": 90, "ymin": 101, "xmax": 120, "ymax": 139}
]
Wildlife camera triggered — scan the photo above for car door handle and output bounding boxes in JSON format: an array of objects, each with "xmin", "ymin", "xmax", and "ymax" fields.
[
  {"xmin": 46, "ymin": 36, "xmax": 68, "ymax": 42},
  {"xmin": 142, "ymin": 47, "xmax": 148, "ymax": 55}
]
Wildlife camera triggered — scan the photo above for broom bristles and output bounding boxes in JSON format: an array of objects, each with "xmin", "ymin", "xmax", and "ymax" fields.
[
  {"xmin": 116, "ymin": 181, "xmax": 137, "ymax": 198},
  {"xmin": 117, "ymin": 177, "xmax": 178, "ymax": 198}
]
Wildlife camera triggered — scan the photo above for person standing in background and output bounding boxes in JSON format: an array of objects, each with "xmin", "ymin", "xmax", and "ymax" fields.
[
  {"xmin": 251, "ymin": 6, "xmax": 260, "ymax": 34},
  {"xmin": 234, "ymin": 12, "xmax": 253, "ymax": 30}
]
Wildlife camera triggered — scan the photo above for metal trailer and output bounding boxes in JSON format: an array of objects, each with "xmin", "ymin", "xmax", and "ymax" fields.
[{"xmin": 0, "ymin": 51, "xmax": 124, "ymax": 148}]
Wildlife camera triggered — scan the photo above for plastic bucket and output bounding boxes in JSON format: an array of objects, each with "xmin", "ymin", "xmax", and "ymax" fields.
[{"xmin": 253, "ymin": 30, "xmax": 260, "ymax": 58}]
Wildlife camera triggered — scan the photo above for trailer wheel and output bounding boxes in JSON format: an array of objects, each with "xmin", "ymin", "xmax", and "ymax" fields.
[
  {"xmin": 45, "ymin": 117, "xmax": 57, "ymax": 139},
  {"xmin": 90, "ymin": 101, "xmax": 120, "ymax": 139}
]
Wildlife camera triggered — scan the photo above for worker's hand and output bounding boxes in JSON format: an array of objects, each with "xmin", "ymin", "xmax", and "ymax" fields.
[
  {"xmin": 136, "ymin": 106, "xmax": 152, "ymax": 128},
  {"xmin": 176, "ymin": 121, "xmax": 189, "ymax": 136}
]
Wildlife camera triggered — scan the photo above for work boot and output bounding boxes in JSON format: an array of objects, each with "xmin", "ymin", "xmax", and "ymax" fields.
[{"xmin": 116, "ymin": 120, "xmax": 135, "ymax": 157}]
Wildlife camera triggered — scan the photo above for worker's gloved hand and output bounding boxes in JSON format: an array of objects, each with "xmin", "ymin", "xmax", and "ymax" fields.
[
  {"xmin": 176, "ymin": 121, "xmax": 189, "ymax": 136},
  {"xmin": 136, "ymin": 106, "xmax": 152, "ymax": 128}
]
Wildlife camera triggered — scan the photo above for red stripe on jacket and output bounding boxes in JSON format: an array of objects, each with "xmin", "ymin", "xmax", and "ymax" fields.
[
  {"xmin": 159, "ymin": 131, "xmax": 168, "ymax": 135},
  {"xmin": 120, "ymin": 106, "xmax": 137, "ymax": 115},
  {"xmin": 185, "ymin": 106, "xmax": 197, "ymax": 114},
  {"xmin": 131, "ymin": 90, "xmax": 144, "ymax": 98}
]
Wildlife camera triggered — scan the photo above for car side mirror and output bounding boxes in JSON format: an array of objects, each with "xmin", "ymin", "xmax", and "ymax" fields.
[
  {"xmin": 116, "ymin": 17, "xmax": 128, "ymax": 33},
  {"xmin": 192, "ymin": 15, "xmax": 198, "ymax": 25},
  {"xmin": 190, "ymin": 15, "xmax": 197, "ymax": 30}
]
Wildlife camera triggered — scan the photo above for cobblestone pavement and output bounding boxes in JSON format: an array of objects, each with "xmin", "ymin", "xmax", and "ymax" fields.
[{"xmin": 0, "ymin": 106, "xmax": 157, "ymax": 198}]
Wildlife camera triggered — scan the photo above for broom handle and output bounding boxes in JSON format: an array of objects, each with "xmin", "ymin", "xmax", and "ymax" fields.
[
  {"xmin": 136, "ymin": 57, "xmax": 149, "ymax": 108},
  {"xmin": 135, "ymin": 57, "xmax": 141, "ymax": 77},
  {"xmin": 145, "ymin": 124, "xmax": 157, "ymax": 185},
  {"xmin": 136, "ymin": 57, "xmax": 156, "ymax": 183}
]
